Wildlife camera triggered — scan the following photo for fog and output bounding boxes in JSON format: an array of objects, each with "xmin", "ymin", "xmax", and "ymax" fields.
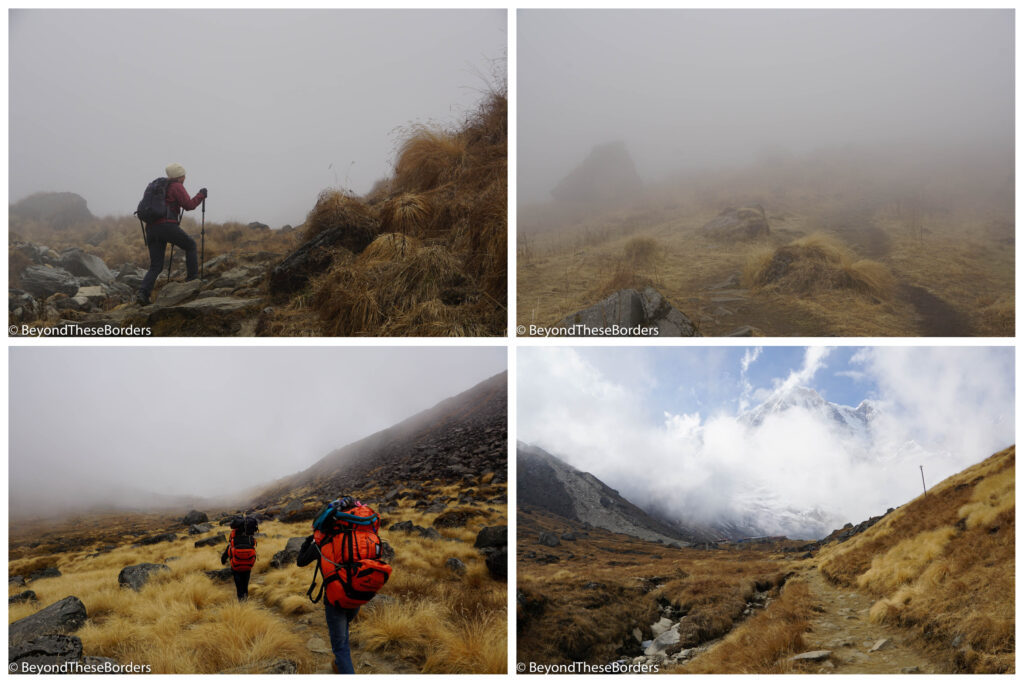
[
  {"xmin": 9, "ymin": 347, "xmax": 506, "ymax": 519},
  {"xmin": 518, "ymin": 9, "xmax": 1012, "ymax": 205},
  {"xmin": 10, "ymin": 9, "xmax": 505, "ymax": 227},
  {"xmin": 518, "ymin": 347, "xmax": 1014, "ymax": 539}
]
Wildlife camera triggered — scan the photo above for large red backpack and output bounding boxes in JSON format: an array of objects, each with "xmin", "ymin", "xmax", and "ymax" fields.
[
  {"xmin": 307, "ymin": 501, "xmax": 392, "ymax": 609},
  {"xmin": 228, "ymin": 517, "xmax": 258, "ymax": 571}
]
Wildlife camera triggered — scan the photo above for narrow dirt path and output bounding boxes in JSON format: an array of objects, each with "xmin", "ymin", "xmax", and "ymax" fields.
[{"xmin": 793, "ymin": 568, "xmax": 943, "ymax": 674}]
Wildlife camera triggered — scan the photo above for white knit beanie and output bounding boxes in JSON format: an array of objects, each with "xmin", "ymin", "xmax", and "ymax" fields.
[{"xmin": 165, "ymin": 163, "xmax": 186, "ymax": 179}]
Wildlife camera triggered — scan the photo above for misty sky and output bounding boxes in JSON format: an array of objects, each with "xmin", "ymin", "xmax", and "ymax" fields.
[
  {"xmin": 519, "ymin": 346, "xmax": 1014, "ymax": 537},
  {"xmin": 10, "ymin": 9, "xmax": 506, "ymax": 227},
  {"xmin": 9, "ymin": 347, "xmax": 506, "ymax": 516},
  {"xmin": 518, "ymin": 9, "xmax": 1013, "ymax": 203}
]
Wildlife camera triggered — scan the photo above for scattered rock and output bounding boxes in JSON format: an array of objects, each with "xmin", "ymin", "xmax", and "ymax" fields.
[
  {"xmin": 19, "ymin": 265, "xmax": 79, "ymax": 299},
  {"xmin": 8, "ymin": 596, "xmax": 87, "ymax": 645},
  {"xmin": 155, "ymin": 280, "xmax": 203, "ymax": 306},
  {"xmin": 194, "ymin": 534, "xmax": 226, "ymax": 548},
  {"xmin": 701, "ymin": 206, "xmax": 770, "ymax": 241},
  {"xmin": 644, "ymin": 627, "xmax": 680, "ymax": 656},
  {"xmin": 557, "ymin": 287, "xmax": 699, "ymax": 337},
  {"xmin": 9, "ymin": 590, "xmax": 38, "ymax": 605},
  {"xmin": 60, "ymin": 248, "xmax": 115, "ymax": 284},
  {"xmin": 868, "ymin": 638, "xmax": 891, "ymax": 653},
  {"xmin": 433, "ymin": 508, "xmax": 480, "ymax": 528},
  {"xmin": 204, "ymin": 568, "xmax": 234, "ymax": 582},
  {"xmin": 188, "ymin": 523, "xmax": 213, "ymax": 535},
  {"xmin": 28, "ymin": 566, "xmax": 61, "ymax": 581},
  {"xmin": 271, "ymin": 537, "xmax": 307, "ymax": 569},
  {"xmin": 444, "ymin": 558, "xmax": 467, "ymax": 576},
  {"xmin": 474, "ymin": 526, "xmax": 507, "ymax": 549},
  {"xmin": 901, "ymin": 666, "xmax": 921, "ymax": 674},
  {"xmin": 651, "ymin": 617, "xmax": 674, "ymax": 637},
  {"xmin": 306, "ymin": 636, "xmax": 333, "ymax": 655},
  {"xmin": 560, "ymin": 532, "xmax": 577, "ymax": 541},
  {"xmin": 182, "ymin": 510, "xmax": 209, "ymax": 525},
  {"xmin": 268, "ymin": 214, "xmax": 376, "ymax": 298},
  {"xmin": 484, "ymin": 547, "xmax": 507, "ymax": 581},
  {"xmin": 538, "ymin": 532, "xmax": 561, "ymax": 547},
  {"xmin": 117, "ymin": 563, "xmax": 170, "ymax": 591},
  {"xmin": 789, "ymin": 650, "xmax": 832, "ymax": 662},
  {"xmin": 135, "ymin": 533, "xmax": 176, "ymax": 546},
  {"xmin": 8, "ymin": 634, "xmax": 83, "ymax": 667}
]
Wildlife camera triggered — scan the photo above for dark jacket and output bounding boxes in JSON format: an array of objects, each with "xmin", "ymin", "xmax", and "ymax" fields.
[
  {"xmin": 156, "ymin": 180, "xmax": 204, "ymax": 223},
  {"xmin": 296, "ymin": 534, "xmax": 318, "ymax": 567}
]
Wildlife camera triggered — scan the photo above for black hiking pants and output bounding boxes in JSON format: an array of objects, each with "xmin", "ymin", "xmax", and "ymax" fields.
[
  {"xmin": 232, "ymin": 569, "xmax": 251, "ymax": 601},
  {"xmin": 140, "ymin": 221, "xmax": 198, "ymax": 295}
]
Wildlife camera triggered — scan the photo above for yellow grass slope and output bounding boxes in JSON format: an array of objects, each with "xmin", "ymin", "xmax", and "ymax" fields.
[
  {"xmin": 9, "ymin": 489, "xmax": 507, "ymax": 674},
  {"xmin": 817, "ymin": 446, "xmax": 1014, "ymax": 673}
]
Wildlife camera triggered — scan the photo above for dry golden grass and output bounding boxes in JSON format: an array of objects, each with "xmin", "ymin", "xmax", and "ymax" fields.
[
  {"xmin": 518, "ymin": 169, "xmax": 1012, "ymax": 336},
  {"xmin": 679, "ymin": 580, "xmax": 815, "ymax": 673},
  {"xmin": 744, "ymin": 233, "xmax": 895, "ymax": 298},
  {"xmin": 302, "ymin": 189, "xmax": 378, "ymax": 242},
  {"xmin": 262, "ymin": 91, "xmax": 506, "ymax": 337},
  {"xmin": 10, "ymin": 481, "xmax": 508, "ymax": 674},
  {"xmin": 818, "ymin": 446, "xmax": 1014, "ymax": 673},
  {"xmin": 393, "ymin": 129, "xmax": 467, "ymax": 194},
  {"xmin": 517, "ymin": 507, "xmax": 788, "ymax": 666}
]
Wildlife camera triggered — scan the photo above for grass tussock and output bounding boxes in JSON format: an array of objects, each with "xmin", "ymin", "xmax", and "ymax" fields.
[
  {"xmin": 623, "ymin": 236, "xmax": 659, "ymax": 270},
  {"xmin": 302, "ymin": 190, "xmax": 378, "ymax": 242},
  {"xmin": 681, "ymin": 580, "xmax": 815, "ymax": 674},
  {"xmin": 393, "ymin": 129, "xmax": 467, "ymax": 194},
  {"xmin": 817, "ymin": 446, "xmax": 1014, "ymax": 673},
  {"xmin": 743, "ymin": 232, "xmax": 895, "ymax": 298}
]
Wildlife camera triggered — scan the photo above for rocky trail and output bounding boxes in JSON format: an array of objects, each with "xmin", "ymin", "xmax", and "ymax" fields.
[{"xmin": 792, "ymin": 567, "xmax": 940, "ymax": 674}]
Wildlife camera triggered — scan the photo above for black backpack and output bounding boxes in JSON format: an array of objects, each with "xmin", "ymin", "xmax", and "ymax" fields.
[
  {"xmin": 230, "ymin": 515, "xmax": 259, "ymax": 547},
  {"xmin": 135, "ymin": 177, "xmax": 173, "ymax": 224}
]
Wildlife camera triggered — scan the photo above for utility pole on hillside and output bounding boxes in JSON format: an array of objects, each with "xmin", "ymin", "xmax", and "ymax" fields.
[{"xmin": 919, "ymin": 465, "xmax": 927, "ymax": 496}]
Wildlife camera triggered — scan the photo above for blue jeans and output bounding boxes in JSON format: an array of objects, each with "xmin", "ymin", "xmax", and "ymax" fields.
[
  {"xmin": 325, "ymin": 602, "xmax": 359, "ymax": 674},
  {"xmin": 140, "ymin": 222, "xmax": 198, "ymax": 295}
]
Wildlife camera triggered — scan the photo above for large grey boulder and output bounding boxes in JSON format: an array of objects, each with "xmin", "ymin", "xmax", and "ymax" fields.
[
  {"xmin": 135, "ymin": 533, "xmax": 176, "ymax": 546},
  {"xmin": 188, "ymin": 523, "xmax": 213, "ymax": 535},
  {"xmin": 8, "ymin": 634, "xmax": 83, "ymax": 667},
  {"xmin": 19, "ymin": 265, "xmax": 79, "ymax": 299},
  {"xmin": 117, "ymin": 563, "xmax": 170, "ymax": 591},
  {"xmin": 538, "ymin": 532, "xmax": 561, "ymax": 547},
  {"xmin": 474, "ymin": 526, "xmax": 507, "ymax": 549},
  {"xmin": 270, "ymin": 537, "xmax": 307, "ymax": 569},
  {"xmin": 551, "ymin": 141, "xmax": 643, "ymax": 205},
  {"xmin": 8, "ymin": 596, "xmax": 87, "ymax": 645},
  {"xmin": 10, "ymin": 192, "xmax": 94, "ymax": 229},
  {"xmin": 644, "ymin": 627, "xmax": 681, "ymax": 656},
  {"xmin": 59, "ymin": 248, "xmax": 114, "ymax": 284},
  {"xmin": 182, "ymin": 510, "xmax": 209, "ymax": 525},
  {"xmin": 701, "ymin": 206, "xmax": 770, "ymax": 241},
  {"xmin": 558, "ymin": 287, "xmax": 698, "ymax": 337}
]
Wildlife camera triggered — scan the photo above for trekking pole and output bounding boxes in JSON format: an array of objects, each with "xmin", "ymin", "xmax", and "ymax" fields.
[
  {"xmin": 166, "ymin": 245, "xmax": 174, "ymax": 282},
  {"xmin": 200, "ymin": 198, "xmax": 206, "ymax": 282}
]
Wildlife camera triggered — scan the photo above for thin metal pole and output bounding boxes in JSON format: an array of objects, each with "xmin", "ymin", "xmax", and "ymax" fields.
[
  {"xmin": 200, "ymin": 199, "xmax": 206, "ymax": 282},
  {"xmin": 920, "ymin": 465, "xmax": 927, "ymax": 496}
]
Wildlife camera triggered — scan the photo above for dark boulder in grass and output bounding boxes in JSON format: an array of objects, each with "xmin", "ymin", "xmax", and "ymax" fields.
[
  {"xmin": 182, "ymin": 509, "xmax": 209, "ymax": 525},
  {"xmin": 474, "ymin": 525, "xmax": 507, "ymax": 550},
  {"xmin": 194, "ymin": 534, "xmax": 226, "ymax": 549},
  {"xmin": 204, "ymin": 568, "xmax": 234, "ymax": 583},
  {"xmin": 267, "ymin": 192, "xmax": 379, "ymax": 298},
  {"xmin": 8, "ymin": 596, "xmax": 87, "ymax": 645},
  {"xmin": 701, "ymin": 206, "xmax": 770, "ymax": 241},
  {"xmin": 433, "ymin": 508, "xmax": 482, "ymax": 529},
  {"xmin": 8, "ymin": 634, "xmax": 84, "ymax": 667},
  {"xmin": 135, "ymin": 533, "xmax": 177, "ymax": 546},
  {"xmin": 270, "ymin": 537, "xmax": 307, "ymax": 569},
  {"xmin": 557, "ymin": 287, "xmax": 699, "ymax": 337},
  {"xmin": 118, "ymin": 563, "xmax": 170, "ymax": 591}
]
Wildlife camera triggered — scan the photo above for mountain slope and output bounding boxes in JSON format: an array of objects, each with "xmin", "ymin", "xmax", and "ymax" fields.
[
  {"xmin": 254, "ymin": 372, "xmax": 507, "ymax": 506},
  {"xmin": 518, "ymin": 442, "xmax": 720, "ymax": 545},
  {"xmin": 816, "ymin": 445, "xmax": 1014, "ymax": 673}
]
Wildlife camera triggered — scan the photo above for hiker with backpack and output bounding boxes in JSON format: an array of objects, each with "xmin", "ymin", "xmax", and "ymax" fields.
[
  {"xmin": 134, "ymin": 163, "xmax": 208, "ymax": 305},
  {"xmin": 222, "ymin": 514, "xmax": 259, "ymax": 601},
  {"xmin": 297, "ymin": 496, "xmax": 392, "ymax": 674}
]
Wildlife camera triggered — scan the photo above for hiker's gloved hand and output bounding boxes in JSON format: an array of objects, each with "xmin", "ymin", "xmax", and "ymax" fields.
[{"xmin": 198, "ymin": 187, "xmax": 208, "ymax": 198}]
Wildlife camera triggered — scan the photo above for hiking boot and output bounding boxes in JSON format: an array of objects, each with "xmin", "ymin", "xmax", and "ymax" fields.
[
  {"xmin": 135, "ymin": 291, "xmax": 150, "ymax": 306},
  {"xmin": 331, "ymin": 662, "xmax": 339, "ymax": 674}
]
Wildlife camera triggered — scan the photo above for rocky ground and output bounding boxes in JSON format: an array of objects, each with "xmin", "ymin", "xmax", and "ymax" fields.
[{"xmin": 9, "ymin": 240, "xmax": 282, "ymax": 336}]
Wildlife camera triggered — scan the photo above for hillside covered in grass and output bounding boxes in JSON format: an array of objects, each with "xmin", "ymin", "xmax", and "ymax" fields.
[{"xmin": 817, "ymin": 445, "xmax": 1014, "ymax": 673}]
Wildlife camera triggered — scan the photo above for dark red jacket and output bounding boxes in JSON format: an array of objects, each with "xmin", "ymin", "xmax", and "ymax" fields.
[{"xmin": 157, "ymin": 180, "xmax": 204, "ymax": 223}]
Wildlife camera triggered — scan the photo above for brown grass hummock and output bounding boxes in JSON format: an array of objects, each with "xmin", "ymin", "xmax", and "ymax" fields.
[{"xmin": 744, "ymin": 233, "xmax": 895, "ymax": 298}]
